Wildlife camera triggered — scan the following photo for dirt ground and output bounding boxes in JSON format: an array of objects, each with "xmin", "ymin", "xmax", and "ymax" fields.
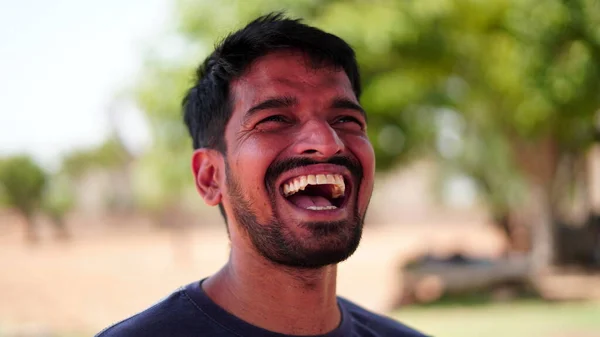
[{"xmin": 0, "ymin": 211, "xmax": 506, "ymax": 335}]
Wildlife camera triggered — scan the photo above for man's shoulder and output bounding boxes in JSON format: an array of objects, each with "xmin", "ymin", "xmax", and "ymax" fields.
[
  {"xmin": 96, "ymin": 285, "xmax": 429, "ymax": 337},
  {"xmin": 95, "ymin": 288, "xmax": 185, "ymax": 337},
  {"xmin": 339, "ymin": 297, "xmax": 429, "ymax": 337},
  {"xmin": 95, "ymin": 285, "xmax": 226, "ymax": 337}
]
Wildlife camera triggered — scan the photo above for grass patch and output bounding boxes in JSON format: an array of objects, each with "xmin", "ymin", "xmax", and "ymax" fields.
[{"xmin": 391, "ymin": 299, "xmax": 600, "ymax": 337}]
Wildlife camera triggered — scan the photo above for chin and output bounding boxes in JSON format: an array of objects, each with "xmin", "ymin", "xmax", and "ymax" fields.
[
  {"xmin": 255, "ymin": 215, "xmax": 364, "ymax": 269},
  {"xmin": 267, "ymin": 245, "xmax": 359, "ymax": 269}
]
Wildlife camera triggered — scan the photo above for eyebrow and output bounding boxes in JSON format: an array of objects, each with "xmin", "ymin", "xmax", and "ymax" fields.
[
  {"xmin": 243, "ymin": 95, "xmax": 367, "ymax": 121},
  {"xmin": 330, "ymin": 97, "xmax": 367, "ymax": 119},
  {"xmin": 246, "ymin": 96, "xmax": 298, "ymax": 118}
]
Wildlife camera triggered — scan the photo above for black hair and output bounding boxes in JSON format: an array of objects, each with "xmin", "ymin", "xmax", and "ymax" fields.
[{"xmin": 182, "ymin": 12, "xmax": 362, "ymax": 221}]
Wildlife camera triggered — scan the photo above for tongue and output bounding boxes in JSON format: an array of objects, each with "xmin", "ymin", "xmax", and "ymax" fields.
[{"xmin": 287, "ymin": 194, "xmax": 333, "ymax": 209}]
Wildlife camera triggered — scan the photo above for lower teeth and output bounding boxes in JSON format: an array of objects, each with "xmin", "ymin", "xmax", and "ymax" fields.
[{"xmin": 306, "ymin": 205, "xmax": 338, "ymax": 211}]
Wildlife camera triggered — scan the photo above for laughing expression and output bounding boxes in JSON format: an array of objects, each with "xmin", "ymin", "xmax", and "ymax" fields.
[{"xmin": 220, "ymin": 50, "xmax": 375, "ymax": 268}]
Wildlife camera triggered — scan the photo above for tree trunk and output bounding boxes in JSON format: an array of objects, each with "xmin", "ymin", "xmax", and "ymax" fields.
[
  {"xmin": 510, "ymin": 137, "xmax": 557, "ymax": 271},
  {"xmin": 50, "ymin": 213, "xmax": 70, "ymax": 241},
  {"xmin": 22, "ymin": 212, "xmax": 39, "ymax": 244},
  {"xmin": 494, "ymin": 211, "xmax": 531, "ymax": 254},
  {"xmin": 528, "ymin": 184, "xmax": 554, "ymax": 273}
]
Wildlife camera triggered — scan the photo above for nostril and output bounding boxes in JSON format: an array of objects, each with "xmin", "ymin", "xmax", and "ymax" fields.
[{"xmin": 303, "ymin": 149, "xmax": 318, "ymax": 155}]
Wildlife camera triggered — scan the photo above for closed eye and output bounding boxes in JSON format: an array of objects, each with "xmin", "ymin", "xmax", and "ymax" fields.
[
  {"xmin": 334, "ymin": 116, "xmax": 365, "ymax": 128},
  {"xmin": 258, "ymin": 115, "xmax": 289, "ymax": 124},
  {"xmin": 254, "ymin": 115, "xmax": 294, "ymax": 131}
]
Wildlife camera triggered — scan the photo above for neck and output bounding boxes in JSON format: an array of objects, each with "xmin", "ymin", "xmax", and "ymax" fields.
[{"xmin": 202, "ymin": 241, "xmax": 341, "ymax": 335}]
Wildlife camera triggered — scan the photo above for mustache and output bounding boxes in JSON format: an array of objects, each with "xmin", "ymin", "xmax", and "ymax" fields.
[{"xmin": 265, "ymin": 155, "xmax": 363, "ymax": 190}]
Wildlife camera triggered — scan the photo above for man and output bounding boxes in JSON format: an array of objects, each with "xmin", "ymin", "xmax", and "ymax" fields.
[{"xmin": 97, "ymin": 13, "xmax": 428, "ymax": 337}]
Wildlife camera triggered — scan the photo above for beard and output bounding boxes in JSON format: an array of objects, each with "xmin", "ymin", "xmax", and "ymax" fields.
[{"xmin": 225, "ymin": 156, "xmax": 366, "ymax": 269}]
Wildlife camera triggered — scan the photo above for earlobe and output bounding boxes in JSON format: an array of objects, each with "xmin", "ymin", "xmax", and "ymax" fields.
[{"xmin": 192, "ymin": 149, "xmax": 222, "ymax": 206}]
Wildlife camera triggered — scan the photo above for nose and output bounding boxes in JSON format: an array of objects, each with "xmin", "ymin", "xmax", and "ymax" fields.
[{"xmin": 293, "ymin": 120, "xmax": 344, "ymax": 158}]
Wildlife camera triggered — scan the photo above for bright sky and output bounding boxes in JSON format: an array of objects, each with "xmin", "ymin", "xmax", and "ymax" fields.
[{"xmin": 0, "ymin": 0, "xmax": 170, "ymax": 167}]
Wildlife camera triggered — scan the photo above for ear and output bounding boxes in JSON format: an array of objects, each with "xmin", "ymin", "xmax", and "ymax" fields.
[{"xmin": 192, "ymin": 149, "xmax": 223, "ymax": 206}]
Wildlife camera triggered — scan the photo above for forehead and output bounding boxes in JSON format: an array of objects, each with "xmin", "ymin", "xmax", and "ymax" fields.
[{"xmin": 230, "ymin": 51, "xmax": 356, "ymax": 107}]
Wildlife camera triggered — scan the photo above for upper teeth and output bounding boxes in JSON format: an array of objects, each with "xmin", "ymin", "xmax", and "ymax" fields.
[{"xmin": 283, "ymin": 173, "xmax": 345, "ymax": 198}]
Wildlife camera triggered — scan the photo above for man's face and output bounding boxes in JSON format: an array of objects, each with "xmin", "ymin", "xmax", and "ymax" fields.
[{"xmin": 221, "ymin": 51, "xmax": 375, "ymax": 268}]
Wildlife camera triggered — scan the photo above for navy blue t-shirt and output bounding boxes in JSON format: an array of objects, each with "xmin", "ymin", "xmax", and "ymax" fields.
[{"xmin": 96, "ymin": 280, "xmax": 428, "ymax": 337}]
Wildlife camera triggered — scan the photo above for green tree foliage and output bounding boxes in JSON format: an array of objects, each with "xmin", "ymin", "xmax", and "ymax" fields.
[
  {"xmin": 132, "ymin": 62, "xmax": 195, "ymax": 212},
  {"xmin": 135, "ymin": 0, "xmax": 600, "ymax": 253},
  {"xmin": 0, "ymin": 155, "xmax": 47, "ymax": 241},
  {"xmin": 62, "ymin": 137, "xmax": 131, "ymax": 179},
  {"xmin": 0, "ymin": 155, "xmax": 76, "ymax": 241},
  {"xmin": 41, "ymin": 172, "xmax": 75, "ymax": 240},
  {"xmin": 0, "ymin": 156, "xmax": 47, "ymax": 217}
]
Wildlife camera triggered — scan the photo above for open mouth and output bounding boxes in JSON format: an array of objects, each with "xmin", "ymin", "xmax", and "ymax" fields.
[{"xmin": 281, "ymin": 173, "xmax": 348, "ymax": 211}]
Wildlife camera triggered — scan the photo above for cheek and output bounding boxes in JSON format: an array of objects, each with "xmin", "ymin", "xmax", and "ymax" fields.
[
  {"xmin": 234, "ymin": 136, "xmax": 283, "ymax": 171},
  {"xmin": 350, "ymin": 137, "xmax": 375, "ymax": 209},
  {"xmin": 229, "ymin": 135, "xmax": 287, "ymax": 206}
]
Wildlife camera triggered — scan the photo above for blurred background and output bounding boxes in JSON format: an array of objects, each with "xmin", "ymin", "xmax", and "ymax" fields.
[{"xmin": 1, "ymin": 0, "xmax": 600, "ymax": 336}]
